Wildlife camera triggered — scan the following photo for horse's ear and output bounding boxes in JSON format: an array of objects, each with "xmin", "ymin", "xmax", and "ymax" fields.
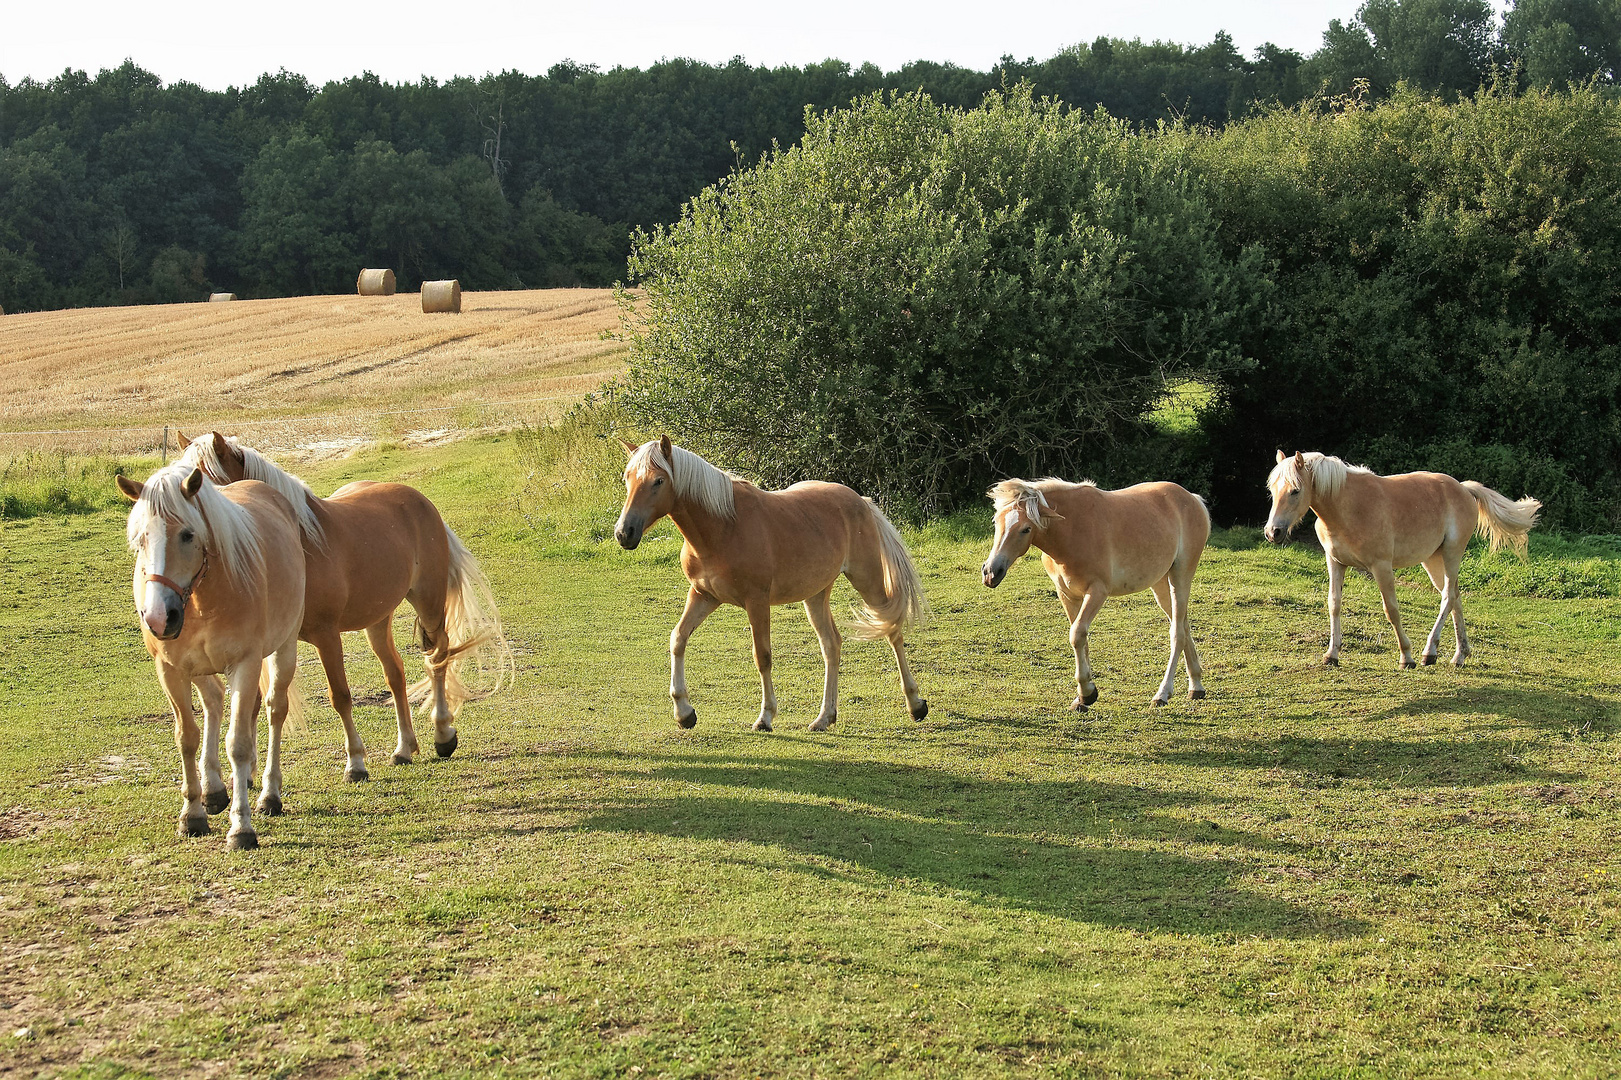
[
  {"xmin": 1275, "ymin": 449, "xmax": 1286, "ymax": 464},
  {"xmin": 620, "ymin": 438, "xmax": 639, "ymax": 455},
  {"xmin": 659, "ymin": 434, "xmax": 673, "ymax": 465},
  {"xmin": 1293, "ymin": 451, "xmax": 1305, "ymax": 468},
  {"xmin": 210, "ymin": 431, "xmax": 242, "ymax": 465},
  {"xmin": 182, "ymin": 468, "xmax": 205, "ymax": 499},
  {"xmin": 176, "ymin": 431, "xmax": 192, "ymax": 450},
  {"xmin": 115, "ymin": 475, "xmax": 143, "ymax": 503}
]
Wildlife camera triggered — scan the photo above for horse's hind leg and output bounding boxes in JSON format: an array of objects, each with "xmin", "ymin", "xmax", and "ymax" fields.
[
  {"xmin": 1370, "ymin": 563, "xmax": 1415, "ymax": 668},
  {"xmin": 802, "ymin": 589, "xmax": 842, "ymax": 731},
  {"xmin": 1421, "ymin": 552, "xmax": 1471, "ymax": 666},
  {"xmin": 1160, "ymin": 571, "xmax": 1207, "ymax": 701},
  {"xmin": 364, "ymin": 620, "xmax": 419, "ymax": 765},
  {"xmin": 412, "ymin": 613, "xmax": 460, "ymax": 758},
  {"xmin": 313, "ymin": 630, "xmax": 368, "ymax": 781},
  {"xmin": 159, "ymin": 663, "xmax": 210, "ymax": 837},
  {"xmin": 1149, "ymin": 577, "xmax": 1184, "ymax": 707},
  {"xmin": 194, "ymin": 675, "xmax": 229, "ymax": 814},
  {"xmin": 257, "ymin": 635, "xmax": 298, "ymax": 818}
]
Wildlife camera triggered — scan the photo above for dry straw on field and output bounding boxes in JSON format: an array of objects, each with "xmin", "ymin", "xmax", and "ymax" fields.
[
  {"xmin": 0, "ymin": 289, "xmax": 627, "ymax": 454},
  {"xmin": 357, "ymin": 269, "xmax": 397, "ymax": 296},
  {"xmin": 208, "ymin": 293, "xmax": 236, "ymax": 302},
  {"xmin": 421, "ymin": 279, "xmax": 462, "ymax": 314}
]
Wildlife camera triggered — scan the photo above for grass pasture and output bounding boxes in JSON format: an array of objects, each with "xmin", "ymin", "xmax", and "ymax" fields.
[{"xmin": 1, "ymin": 429, "xmax": 1618, "ymax": 1078}]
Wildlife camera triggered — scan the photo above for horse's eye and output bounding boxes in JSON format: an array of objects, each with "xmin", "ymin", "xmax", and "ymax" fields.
[
  {"xmin": 1020, "ymin": 527, "xmax": 1031, "ymax": 536},
  {"xmin": 652, "ymin": 477, "xmax": 664, "ymax": 487},
  {"xmin": 179, "ymin": 529, "xmax": 195, "ymax": 543}
]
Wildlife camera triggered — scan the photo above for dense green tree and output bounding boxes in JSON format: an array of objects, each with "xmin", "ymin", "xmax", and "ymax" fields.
[
  {"xmin": 1504, "ymin": 0, "xmax": 1621, "ymax": 86},
  {"xmin": 238, "ymin": 131, "xmax": 354, "ymax": 295}
]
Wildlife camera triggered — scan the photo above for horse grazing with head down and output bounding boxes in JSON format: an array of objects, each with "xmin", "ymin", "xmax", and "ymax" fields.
[
  {"xmin": 119, "ymin": 464, "xmax": 305, "ymax": 849},
  {"xmin": 1265, "ymin": 451, "xmax": 1541, "ymax": 668},
  {"xmin": 178, "ymin": 432, "xmax": 512, "ymax": 778},
  {"xmin": 982, "ymin": 477, "xmax": 1211, "ymax": 709},
  {"xmin": 613, "ymin": 436, "xmax": 927, "ymax": 732}
]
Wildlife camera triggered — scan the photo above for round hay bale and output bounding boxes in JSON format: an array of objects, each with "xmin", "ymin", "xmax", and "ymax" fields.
[
  {"xmin": 421, "ymin": 279, "xmax": 462, "ymax": 314},
  {"xmin": 208, "ymin": 293, "xmax": 236, "ymax": 302},
  {"xmin": 357, "ymin": 268, "xmax": 397, "ymax": 295}
]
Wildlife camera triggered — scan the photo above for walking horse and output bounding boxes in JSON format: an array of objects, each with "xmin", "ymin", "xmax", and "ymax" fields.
[
  {"xmin": 1265, "ymin": 451, "xmax": 1540, "ymax": 667},
  {"xmin": 179, "ymin": 432, "xmax": 512, "ymax": 778},
  {"xmin": 120, "ymin": 464, "xmax": 305, "ymax": 848},
  {"xmin": 613, "ymin": 436, "xmax": 927, "ymax": 731}
]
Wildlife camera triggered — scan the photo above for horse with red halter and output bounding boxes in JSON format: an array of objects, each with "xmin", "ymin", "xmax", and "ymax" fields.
[
  {"xmin": 119, "ymin": 464, "xmax": 305, "ymax": 849},
  {"xmin": 613, "ymin": 436, "xmax": 927, "ymax": 732},
  {"xmin": 1264, "ymin": 451, "xmax": 1541, "ymax": 668},
  {"xmin": 178, "ymin": 432, "xmax": 512, "ymax": 778},
  {"xmin": 982, "ymin": 478, "xmax": 1211, "ymax": 709}
]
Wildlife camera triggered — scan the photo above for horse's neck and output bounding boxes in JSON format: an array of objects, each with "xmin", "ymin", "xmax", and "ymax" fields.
[
  {"xmin": 668, "ymin": 492, "xmax": 734, "ymax": 553},
  {"xmin": 1308, "ymin": 476, "xmax": 1353, "ymax": 532}
]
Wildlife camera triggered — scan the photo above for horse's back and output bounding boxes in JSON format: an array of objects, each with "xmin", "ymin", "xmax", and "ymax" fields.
[{"xmin": 1340, "ymin": 470, "xmax": 1476, "ymax": 565}]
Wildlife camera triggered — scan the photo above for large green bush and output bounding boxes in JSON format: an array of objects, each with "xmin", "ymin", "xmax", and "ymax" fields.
[
  {"xmin": 1184, "ymin": 82, "xmax": 1621, "ymax": 529},
  {"xmin": 617, "ymin": 88, "xmax": 1266, "ymax": 513}
]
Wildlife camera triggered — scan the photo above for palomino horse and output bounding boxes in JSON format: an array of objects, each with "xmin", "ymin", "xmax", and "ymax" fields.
[
  {"xmin": 982, "ymin": 478, "xmax": 1211, "ymax": 708},
  {"xmin": 613, "ymin": 436, "xmax": 927, "ymax": 732},
  {"xmin": 119, "ymin": 464, "xmax": 305, "ymax": 849},
  {"xmin": 178, "ymin": 432, "xmax": 511, "ymax": 778},
  {"xmin": 1264, "ymin": 451, "xmax": 1541, "ymax": 668}
]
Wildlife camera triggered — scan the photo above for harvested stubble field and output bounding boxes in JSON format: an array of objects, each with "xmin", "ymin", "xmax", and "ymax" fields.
[
  {"xmin": 0, "ymin": 418, "xmax": 1618, "ymax": 1078},
  {"xmin": 0, "ymin": 289, "xmax": 624, "ymax": 455}
]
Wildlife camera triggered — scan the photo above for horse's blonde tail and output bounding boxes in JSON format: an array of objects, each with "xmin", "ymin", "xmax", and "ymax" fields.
[
  {"xmin": 259, "ymin": 659, "xmax": 308, "ymax": 736},
  {"xmin": 408, "ymin": 526, "xmax": 516, "ymax": 717},
  {"xmin": 1461, "ymin": 481, "xmax": 1541, "ymax": 558},
  {"xmin": 853, "ymin": 499, "xmax": 928, "ymax": 640}
]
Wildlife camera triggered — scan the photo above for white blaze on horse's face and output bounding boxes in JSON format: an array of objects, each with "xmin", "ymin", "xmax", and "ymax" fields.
[
  {"xmin": 1265, "ymin": 458, "xmax": 1310, "ymax": 544},
  {"xmin": 134, "ymin": 515, "xmax": 205, "ymax": 639},
  {"xmin": 615, "ymin": 446, "xmax": 676, "ymax": 551},
  {"xmin": 983, "ymin": 502, "xmax": 1038, "ymax": 588}
]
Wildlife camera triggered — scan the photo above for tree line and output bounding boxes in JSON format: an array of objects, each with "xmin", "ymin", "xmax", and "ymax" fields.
[{"xmin": 3, "ymin": 0, "xmax": 1617, "ymax": 312}]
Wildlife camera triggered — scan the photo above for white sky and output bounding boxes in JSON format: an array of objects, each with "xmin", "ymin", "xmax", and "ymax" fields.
[{"xmin": 1, "ymin": 1, "xmax": 1392, "ymax": 91}]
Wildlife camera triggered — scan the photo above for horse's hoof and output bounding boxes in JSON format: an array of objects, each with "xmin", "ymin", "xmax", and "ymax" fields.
[
  {"xmin": 1323, "ymin": 655, "xmax": 1339, "ymax": 667},
  {"xmin": 204, "ymin": 788, "xmax": 229, "ymax": 815},
  {"xmin": 391, "ymin": 752, "xmax": 412, "ymax": 766},
  {"xmin": 434, "ymin": 732, "xmax": 458, "ymax": 758},
  {"xmin": 1082, "ymin": 686, "xmax": 1099, "ymax": 707},
  {"xmin": 179, "ymin": 817, "xmax": 210, "ymax": 838},
  {"xmin": 1151, "ymin": 697, "xmax": 1169, "ymax": 708},
  {"xmin": 1401, "ymin": 659, "xmax": 1417, "ymax": 670},
  {"xmin": 677, "ymin": 709, "xmax": 698, "ymax": 729},
  {"xmin": 227, "ymin": 830, "xmax": 259, "ymax": 851},
  {"xmin": 257, "ymin": 795, "xmax": 283, "ymax": 817},
  {"xmin": 1451, "ymin": 655, "xmax": 1468, "ymax": 668},
  {"xmin": 807, "ymin": 714, "xmax": 835, "ymax": 732},
  {"xmin": 346, "ymin": 766, "xmax": 371, "ymax": 782},
  {"xmin": 751, "ymin": 717, "xmax": 773, "ymax": 733},
  {"xmin": 1421, "ymin": 654, "xmax": 1437, "ymax": 667},
  {"xmin": 1070, "ymin": 698, "xmax": 1088, "ymax": 712},
  {"xmin": 910, "ymin": 700, "xmax": 929, "ymax": 722},
  {"xmin": 1190, "ymin": 688, "xmax": 1206, "ymax": 700}
]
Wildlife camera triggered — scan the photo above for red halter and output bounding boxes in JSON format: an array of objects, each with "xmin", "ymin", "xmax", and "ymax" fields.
[{"xmin": 143, "ymin": 544, "xmax": 209, "ymax": 610}]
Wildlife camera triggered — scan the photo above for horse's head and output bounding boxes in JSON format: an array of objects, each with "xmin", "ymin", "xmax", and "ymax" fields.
[
  {"xmin": 118, "ymin": 467, "xmax": 210, "ymax": 640},
  {"xmin": 983, "ymin": 481, "xmax": 1061, "ymax": 588},
  {"xmin": 177, "ymin": 430, "xmax": 248, "ymax": 484},
  {"xmin": 1264, "ymin": 450, "xmax": 1312, "ymax": 543},
  {"xmin": 615, "ymin": 435, "xmax": 677, "ymax": 550}
]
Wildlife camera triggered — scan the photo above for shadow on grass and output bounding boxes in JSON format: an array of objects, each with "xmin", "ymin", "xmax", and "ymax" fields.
[{"xmin": 528, "ymin": 750, "xmax": 1362, "ymax": 940}]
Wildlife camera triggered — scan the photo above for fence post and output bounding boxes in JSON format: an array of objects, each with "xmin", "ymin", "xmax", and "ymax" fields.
[{"xmin": 162, "ymin": 425, "xmax": 168, "ymax": 464}]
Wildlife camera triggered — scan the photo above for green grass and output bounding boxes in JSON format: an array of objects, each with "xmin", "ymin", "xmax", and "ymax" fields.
[
  {"xmin": 0, "ymin": 452, "xmax": 147, "ymax": 520},
  {"xmin": 1, "ymin": 428, "xmax": 1618, "ymax": 1078}
]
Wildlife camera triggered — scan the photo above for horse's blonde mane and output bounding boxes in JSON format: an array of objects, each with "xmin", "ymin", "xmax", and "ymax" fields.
[
  {"xmin": 629, "ymin": 440, "xmax": 740, "ymax": 520},
  {"xmin": 127, "ymin": 463, "xmax": 266, "ymax": 587},
  {"xmin": 1268, "ymin": 452, "xmax": 1370, "ymax": 499},
  {"xmin": 180, "ymin": 436, "xmax": 326, "ymax": 548},
  {"xmin": 989, "ymin": 477, "xmax": 1088, "ymax": 527}
]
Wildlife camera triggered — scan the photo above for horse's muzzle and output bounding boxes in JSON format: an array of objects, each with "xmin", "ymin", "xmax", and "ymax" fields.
[
  {"xmin": 614, "ymin": 519, "xmax": 642, "ymax": 550},
  {"xmin": 144, "ymin": 604, "xmax": 184, "ymax": 640},
  {"xmin": 982, "ymin": 563, "xmax": 1006, "ymax": 588},
  {"xmin": 1263, "ymin": 523, "xmax": 1289, "ymax": 544}
]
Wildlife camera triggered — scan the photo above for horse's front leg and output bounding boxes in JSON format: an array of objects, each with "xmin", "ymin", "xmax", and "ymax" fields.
[
  {"xmin": 257, "ymin": 635, "xmax": 300, "ymax": 818},
  {"xmin": 1370, "ymin": 563, "xmax": 1415, "ymax": 668},
  {"xmin": 1324, "ymin": 555, "xmax": 1346, "ymax": 666},
  {"xmin": 193, "ymin": 674, "xmax": 229, "ymax": 814},
  {"xmin": 158, "ymin": 663, "xmax": 209, "ymax": 837},
  {"xmin": 670, "ymin": 587, "xmax": 719, "ymax": 729},
  {"xmin": 803, "ymin": 588, "xmax": 841, "ymax": 731},
  {"xmin": 224, "ymin": 658, "xmax": 265, "ymax": 849},
  {"xmin": 1064, "ymin": 583, "xmax": 1107, "ymax": 710},
  {"xmin": 745, "ymin": 602, "xmax": 777, "ymax": 732}
]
